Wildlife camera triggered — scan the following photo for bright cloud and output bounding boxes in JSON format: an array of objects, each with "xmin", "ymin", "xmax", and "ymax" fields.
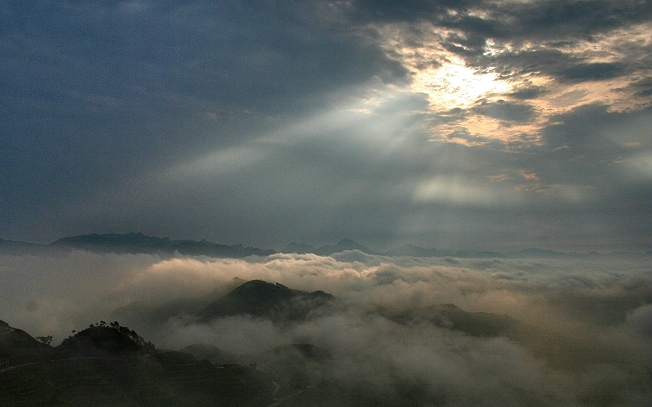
[{"xmin": 1, "ymin": 250, "xmax": 650, "ymax": 405}]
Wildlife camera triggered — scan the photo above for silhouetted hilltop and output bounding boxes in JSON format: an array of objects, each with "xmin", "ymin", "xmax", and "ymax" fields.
[
  {"xmin": 58, "ymin": 322, "xmax": 152, "ymax": 357},
  {"xmin": 199, "ymin": 280, "xmax": 334, "ymax": 322},
  {"xmin": 0, "ymin": 320, "xmax": 274, "ymax": 406},
  {"xmin": 0, "ymin": 320, "xmax": 46, "ymax": 350},
  {"xmin": 0, "ymin": 320, "xmax": 53, "ymax": 366}
]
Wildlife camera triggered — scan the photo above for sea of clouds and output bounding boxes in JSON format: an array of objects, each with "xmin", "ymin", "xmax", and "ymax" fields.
[{"xmin": 1, "ymin": 250, "xmax": 651, "ymax": 406}]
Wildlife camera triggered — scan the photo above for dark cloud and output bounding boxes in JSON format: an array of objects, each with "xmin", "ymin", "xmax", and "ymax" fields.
[
  {"xmin": 560, "ymin": 62, "xmax": 625, "ymax": 82},
  {"xmin": 343, "ymin": 0, "xmax": 651, "ymax": 89},
  {"xmin": 0, "ymin": 0, "xmax": 409, "ymax": 242},
  {"xmin": 485, "ymin": 48, "xmax": 570, "ymax": 75},
  {"xmin": 342, "ymin": 0, "xmax": 484, "ymax": 24},
  {"xmin": 441, "ymin": 33, "xmax": 488, "ymax": 57},
  {"xmin": 343, "ymin": 0, "xmax": 652, "ymax": 40},
  {"xmin": 473, "ymin": 100, "xmax": 535, "ymax": 122},
  {"xmin": 509, "ymin": 87, "xmax": 546, "ymax": 100},
  {"xmin": 631, "ymin": 77, "xmax": 652, "ymax": 97},
  {"xmin": 507, "ymin": 86, "xmax": 547, "ymax": 100},
  {"xmin": 474, "ymin": 48, "xmax": 631, "ymax": 86},
  {"xmin": 506, "ymin": 0, "xmax": 652, "ymax": 39},
  {"xmin": 343, "ymin": 0, "xmax": 652, "ymax": 47},
  {"xmin": 537, "ymin": 104, "xmax": 651, "ymax": 175},
  {"xmin": 1, "ymin": 1, "xmax": 408, "ymax": 113}
]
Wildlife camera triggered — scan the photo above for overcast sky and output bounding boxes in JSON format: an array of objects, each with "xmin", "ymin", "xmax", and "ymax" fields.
[{"xmin": 2, "ymin": 0, "xmax": 651, "ymax": 252}]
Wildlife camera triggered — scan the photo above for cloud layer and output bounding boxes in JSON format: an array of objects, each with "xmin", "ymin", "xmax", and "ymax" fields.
[{"xmin": 2, "ymin": 250, "xmax": 650, "ymax": 405}]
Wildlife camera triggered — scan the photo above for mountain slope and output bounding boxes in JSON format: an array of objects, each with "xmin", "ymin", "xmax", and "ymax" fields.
[
  {"xmin": 0, "ymin": 321, "xmax": 274, "ymax": 407},
  {"xmin": 198, "ymin": 280, "xmax": 334, "ymax": 322}
]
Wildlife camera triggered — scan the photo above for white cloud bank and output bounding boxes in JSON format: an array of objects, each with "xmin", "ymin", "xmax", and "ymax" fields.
[{"xmin": 1, "ymin": 250, "xmax": 651, "ymax": 406}]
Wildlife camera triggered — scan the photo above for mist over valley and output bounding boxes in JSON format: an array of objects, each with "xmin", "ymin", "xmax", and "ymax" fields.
[{"xmin": 1, "ymin": 236, "xmax": 651, "ymax": 406}]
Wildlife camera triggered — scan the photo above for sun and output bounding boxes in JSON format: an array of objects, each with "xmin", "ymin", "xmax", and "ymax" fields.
[{"xmin": 416, "ymin": 61, "xmax": 511, "ymax": 110}]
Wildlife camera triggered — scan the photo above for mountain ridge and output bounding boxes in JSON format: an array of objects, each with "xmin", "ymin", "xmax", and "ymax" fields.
[
  {"xmin": 1, "ymin": 233, "xmax": 648, "ymax": 258},
  {"xmin": 48, "ymin": 232, "xmax": 275, "ymax": 258}
]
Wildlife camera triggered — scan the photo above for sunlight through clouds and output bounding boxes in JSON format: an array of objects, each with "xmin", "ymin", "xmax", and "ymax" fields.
[
  {"xmin": 3, "ymin": 0, "xmax": 652, "ymax": 251},
  {"xmin": 418, "ymin": 62, "xmax": 511, "ymax": 109},
  {"xmin": 413, "ymin": 176, "xmax": 523, "ymax": 206},
  {"xmin": 372, "ymin": 16, "xmax": 652, "ymax": 147}
]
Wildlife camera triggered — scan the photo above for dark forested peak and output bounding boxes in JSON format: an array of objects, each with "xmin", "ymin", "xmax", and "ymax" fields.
[
  {"xmin": 57, "ymin": 322, "xmax": 152, "ymax": 357},
  {"xmin": 199, "ymin": 280, "xmax": 335, "ymax": 322},
  {"xmin": 230, "ymin": 280, "xmax": 334, "ymax": 304},
  {"xmin": 231, "ymin": 280, "xmax": 297, "ymax": 300}
]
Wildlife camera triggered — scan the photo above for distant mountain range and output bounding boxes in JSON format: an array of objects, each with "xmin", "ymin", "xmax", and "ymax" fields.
[
  {"xmin": 0, "ymin": 233, "xmax": 274, "ymax": 258},
  {"xmin": 1, "ymin": 233, "xmax": 648, "ymax": 258}
]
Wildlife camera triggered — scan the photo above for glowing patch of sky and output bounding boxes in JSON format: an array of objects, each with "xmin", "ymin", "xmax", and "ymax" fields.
[
  {"xmin": 342, "ymin": 18, "xmax": 652, "ymax": 205},
  {"xmin": 414, "ymin": 176, "xmax": 523, "ymax": 206},
  {"xmin": 371, "ymin": 20, "xmax": 652, "ymax": 147},
  {"xmin": 416, "ymin": 62, "xmax": 511, "ymax": 109}
]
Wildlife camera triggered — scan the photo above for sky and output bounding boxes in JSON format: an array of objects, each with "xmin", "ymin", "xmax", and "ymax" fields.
[{"xmin": 2, "ymin": 0, "xmax": 652, "ymax": 252}]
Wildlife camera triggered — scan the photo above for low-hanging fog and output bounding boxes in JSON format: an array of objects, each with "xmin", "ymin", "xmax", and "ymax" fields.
[{"xmin": 2, "ymin": 250, "xmax": 651, "ymax": 406}]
